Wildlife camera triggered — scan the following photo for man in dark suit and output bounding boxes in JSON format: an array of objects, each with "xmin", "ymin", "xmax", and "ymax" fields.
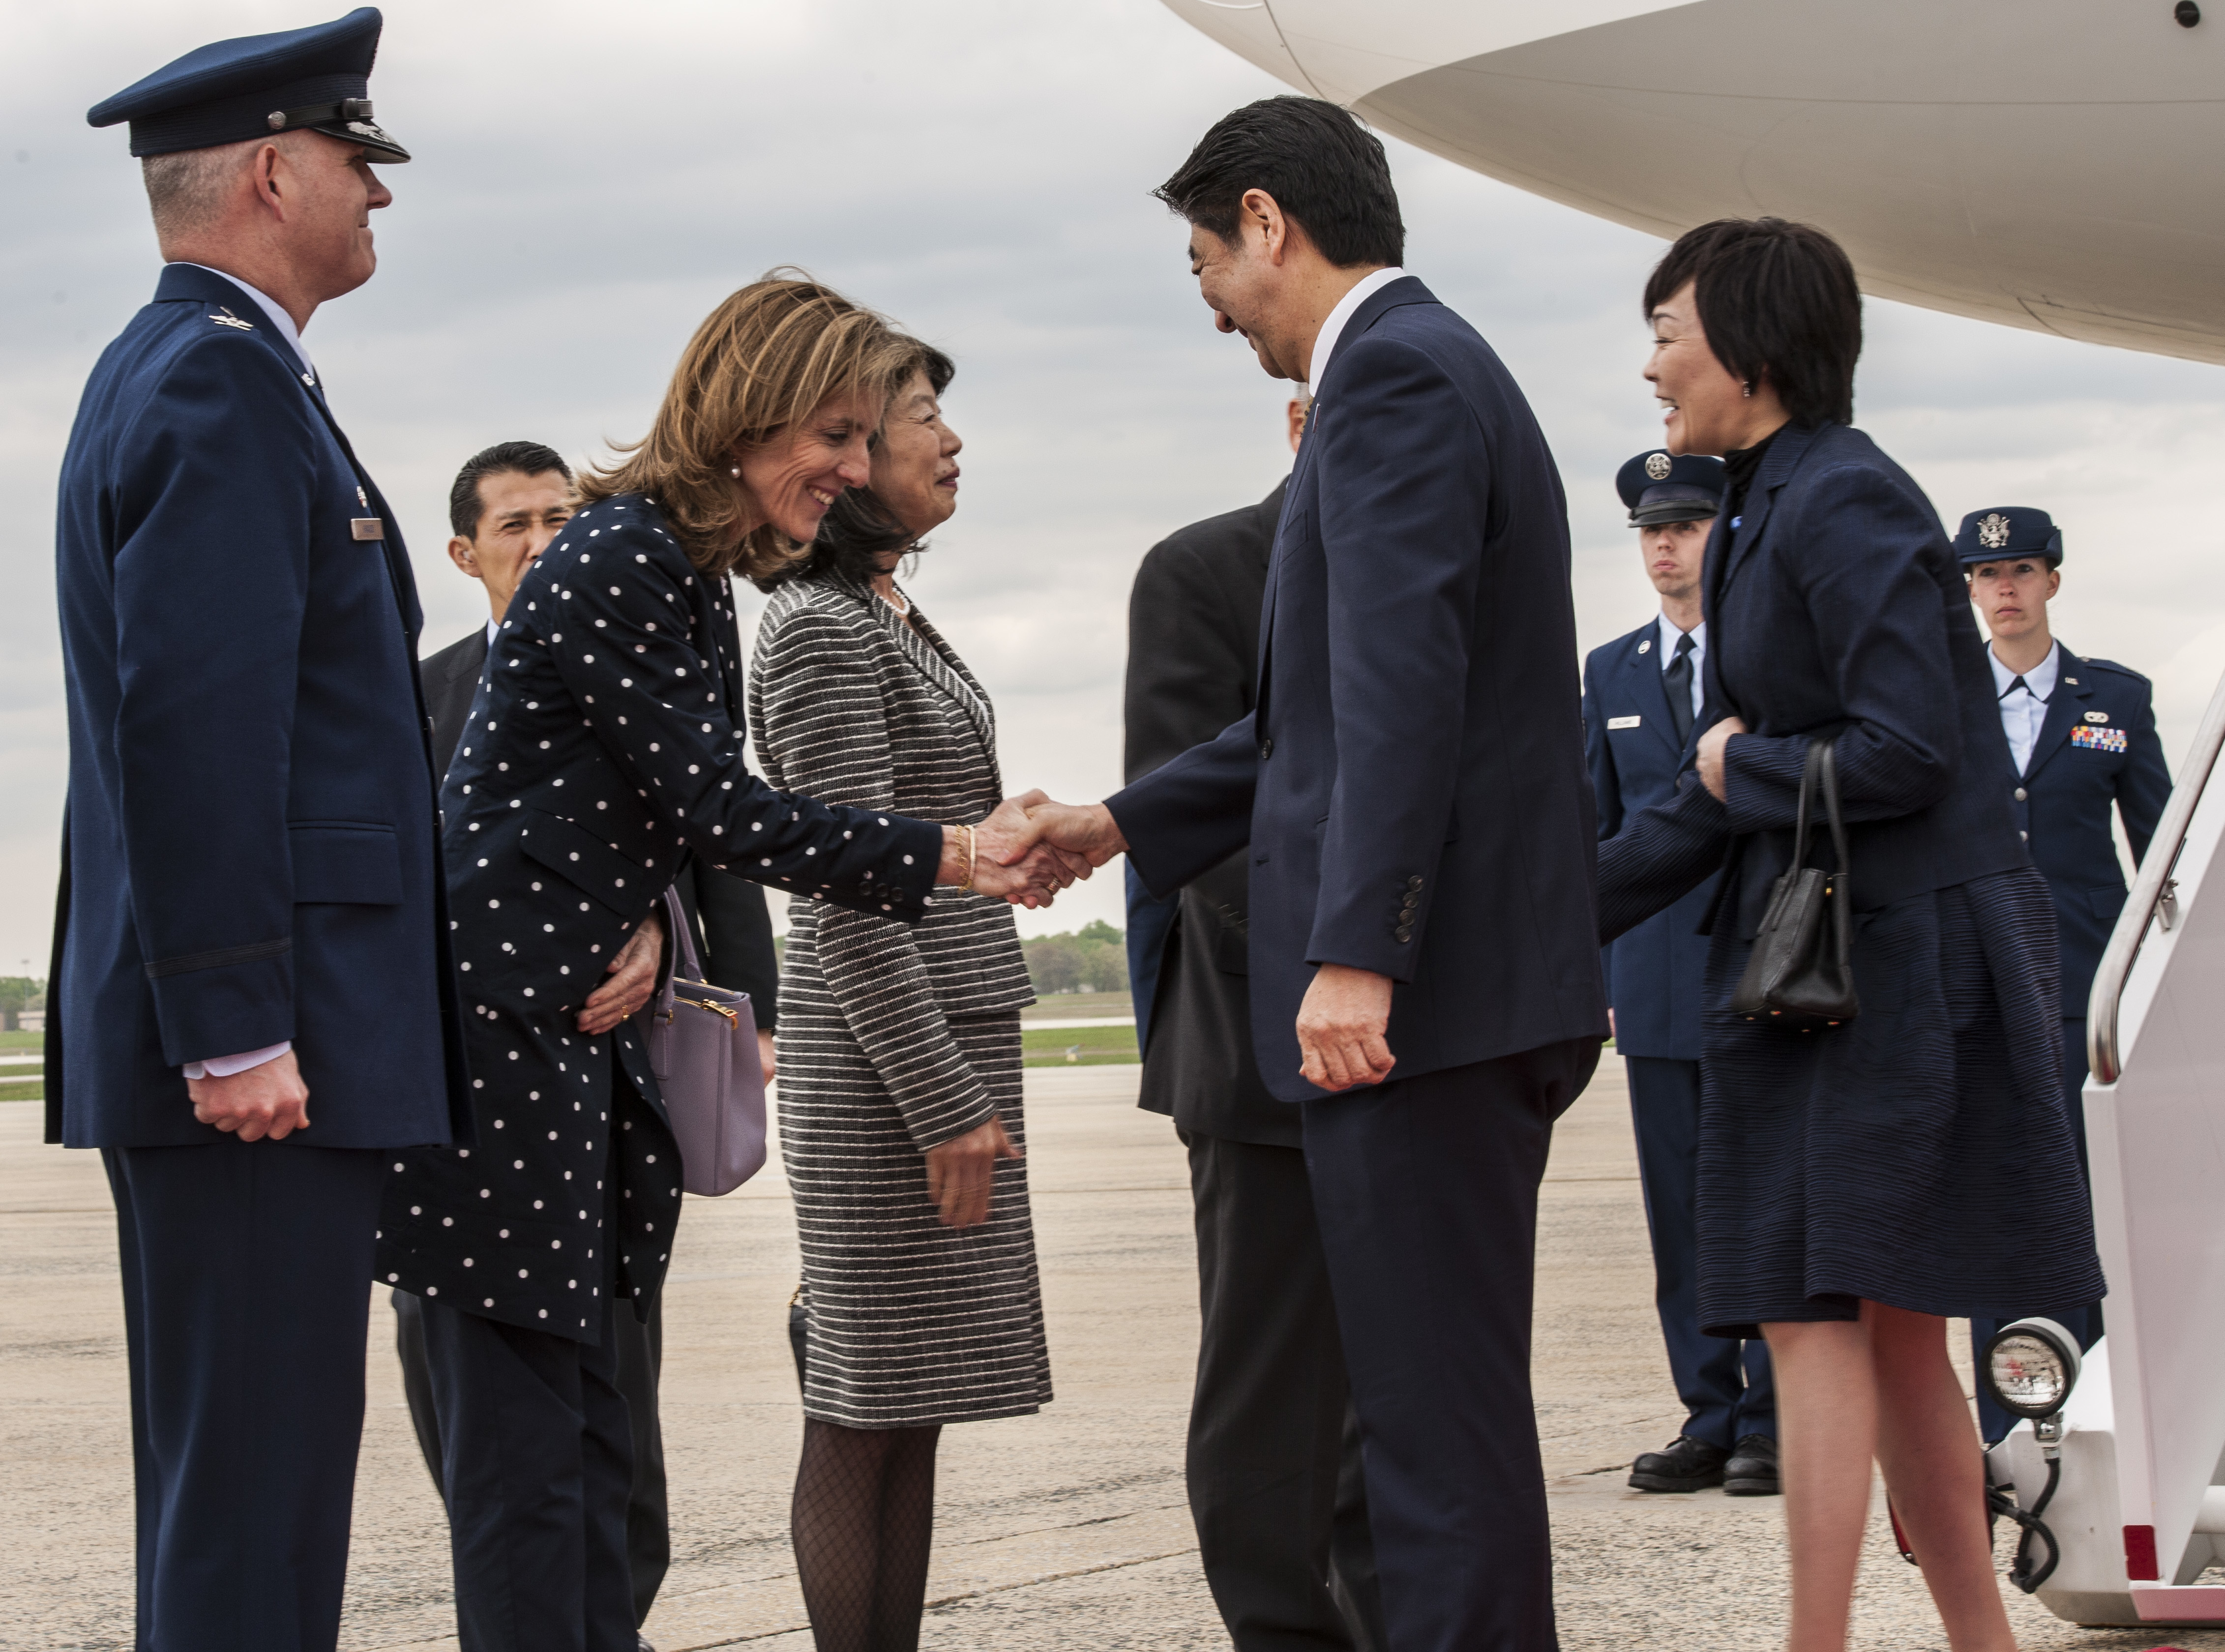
[
  {"xmin": 1957, "ymin": 505, "xmax": 2169, "ymax": 1440},
  {"xmin": 1583, "ymin": 452, "xmax": 1777, "ymax": 1499},
  {"xmin": 1026, "ymin": 96, "xmax": 1607, "ymax": 1652},
  {"xmin": 51, "ymin": 16, "xmax": 469, "ymax": 1649},
  {"xmin": 396, "ymin": 441, "xmax": 784, "ymax": 1647},
  {"xmin": 1126, "ymin": 393, "xmax": 1385, "ymax": 1652}
]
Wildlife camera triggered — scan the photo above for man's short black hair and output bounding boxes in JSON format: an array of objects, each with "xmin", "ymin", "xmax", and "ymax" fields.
[
  {"xmin": 448, "ymin": 441, "xmax": 573, "ymax": 539},
  {"xmin": 1156, "ymin": 95, "xmax": 1404, "ymax": 269},
  {"xmin": 1643, "ymin": 218, "xmax": 1862, "ymax": 428}
]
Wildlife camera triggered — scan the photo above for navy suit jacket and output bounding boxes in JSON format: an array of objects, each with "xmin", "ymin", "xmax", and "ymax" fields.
[
  {"xmin": 2008, "ymin": 645, "xmax": 2170, "ymax": 1018},
  {"xmin": 1110, "ymin": 277, "xmax": 1608, "ymax": 1103},
  {"xmin": 1583, "ymin": 621, "xmax": 1716, "ymax": 1062},
  {"xmin": 1599, "ymin": 422, "xmax": 2030, "ymax": 944},
  {"xmin": 48, "ymin": 264, "xmax": 469, "ymax": 1150}
]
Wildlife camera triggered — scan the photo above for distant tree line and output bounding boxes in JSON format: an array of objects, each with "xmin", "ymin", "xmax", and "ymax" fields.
[
  {"xmin": 1022, "ymin": 921, "xmax": 1126, "ymax": 996},
  {"xmin": 0, "ymin": 976, "xmax": 45, "ymax": 1033},
  {"xmin": 765, "ymin": 919, "xmax": 1128, "ymax": 999}
]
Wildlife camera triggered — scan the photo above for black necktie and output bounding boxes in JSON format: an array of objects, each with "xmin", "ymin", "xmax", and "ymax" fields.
[
  {"xmin": 2003, "ymin": 675, "xmax": 2027, "ymax": 700},
  {"xmin": 1663, "ymin": 631, "xmax": 1696, "ymax": 745}
]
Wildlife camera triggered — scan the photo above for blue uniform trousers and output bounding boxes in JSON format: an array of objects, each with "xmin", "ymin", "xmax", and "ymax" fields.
[
  {"xmin": 419, "ymin": 1271, "xmax": 637, "ymax": 1652},
  {"xmin": 1970, "ymin": 1019, "xmax": 2105, "ymax": 1445},
  {"xmin": 1302, "ymin": 1038, "xmax": 1598, "ymax": 1652},
  {"xmin": 104, "ymin": 1138, "xmax": 387, "ymax": 1652},
  {"xmin": 1624, "ymin": 1056, "xmax": 1775, "ymax": 1446}
]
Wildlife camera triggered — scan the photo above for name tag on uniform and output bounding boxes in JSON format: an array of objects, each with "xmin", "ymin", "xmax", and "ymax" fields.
[
  {"xmin": 1607, "ymin": 715, "xmax": 1642, "ymax": 730},
  {"xmin": 2071, "ymin": 725, "xmax": 2127, "ymax": 753},
  {"xmin": 351, "ymin": 518, "xmax": 385, "ymax": 541}
]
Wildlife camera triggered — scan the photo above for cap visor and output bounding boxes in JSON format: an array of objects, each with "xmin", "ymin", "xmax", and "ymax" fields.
[
  {"xmin": 314, "ymin": 117, "xmax": 409, "ymax": 162},
  {"xmin": 1630, "ymin": 504, "xmax": 1718, "ymax": 526}
]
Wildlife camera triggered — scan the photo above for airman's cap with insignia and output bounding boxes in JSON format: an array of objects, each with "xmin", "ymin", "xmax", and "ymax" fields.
[
  {"xmin": 87, "ymin": 7, "xmax": 409, "ymax": 164},
  {"xmin": 1616, "ymin": 450, "xmax": 1726, "ymax": 526},
  {"xmin": 1954, "ymin": 505, "xmax": 2063, "ymax": 567}
]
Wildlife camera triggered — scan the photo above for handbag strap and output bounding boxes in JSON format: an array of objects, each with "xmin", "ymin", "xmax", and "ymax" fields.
[
  {"xmin": 1790, "ymin": 738, "xmax": 1824, "ymax": 869},
  {"xmin": 650, "ymin": 883, "xmax": 704, "ymax": 1021},
  {"xmin": 1817, "ymin": 740, "xmax": 1851, "ymax": 879}
]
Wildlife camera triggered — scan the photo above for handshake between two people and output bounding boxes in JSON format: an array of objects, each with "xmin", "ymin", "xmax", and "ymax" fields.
[
  {"xmin": 946, "ymin": 791, "xmax": 1129, "ymax": 909},
  {"xmin": 949, "ymin": 793, "xmax": 1396, "ymax": 1097}
]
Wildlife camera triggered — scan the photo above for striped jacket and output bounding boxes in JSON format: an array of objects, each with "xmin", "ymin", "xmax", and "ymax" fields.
[{"xmin": 747, "ymin": 570, "xmax": 1033, "ymax": 1146}]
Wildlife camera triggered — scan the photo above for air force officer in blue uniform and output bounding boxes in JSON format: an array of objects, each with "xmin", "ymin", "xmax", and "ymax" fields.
[
  {"xmin": 51, "ymin": 13, "xmax": 467, "ymax": 1648},
  {"xmin": 1584, "ymin": 453, "xmax": 1777, "ymax": 1499},
  {"xmin": 1957, "ymin": 506, "xmax": 2169, "ymax": 1441}
]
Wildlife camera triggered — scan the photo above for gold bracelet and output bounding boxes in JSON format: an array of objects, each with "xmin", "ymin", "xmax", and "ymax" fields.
[{"xmin": 958, "ymin": 823, "xmax": 977, "ymax": 891}]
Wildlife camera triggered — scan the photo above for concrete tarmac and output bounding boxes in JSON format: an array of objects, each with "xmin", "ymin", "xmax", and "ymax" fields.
[{"xmin": 3, "ymin": 1058, "xmax": 2218, "ymax": 1651}]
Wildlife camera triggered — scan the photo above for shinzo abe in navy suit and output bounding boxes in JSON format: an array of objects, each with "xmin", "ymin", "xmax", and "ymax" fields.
[
  {"xmin": 1022, "ymin": 97, "xmax": 1607, "ymax": 1652},
  {"xmin": 1584, "ymin": 451, "xmax": 1777, "ymax": 1498},
  {"xmin": 1956, "ymin": 505, "xmax": 2169, "ymax": 1440},
  {"xmin": 51, "ymin": 13, "xmax": 469, "ymax": 1650}
]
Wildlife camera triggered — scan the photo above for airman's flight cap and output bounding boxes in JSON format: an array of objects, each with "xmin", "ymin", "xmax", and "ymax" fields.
[
  {"xmin": 87, "ymin": 7, "xmax": 409, "ymax": 164},
  {"xmin": 1617, "ymin": 450, "xmax": 1726, "ymax": 526},
  {"xmin": 1954, "ymin": 506, "xmax": 2063, "ymax": 567}
]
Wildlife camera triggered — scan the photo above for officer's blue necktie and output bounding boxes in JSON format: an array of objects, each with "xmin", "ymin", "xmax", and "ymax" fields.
[{"xmin": 1663, "ymin": 630, "xmax": 1696, "ymax": 746}]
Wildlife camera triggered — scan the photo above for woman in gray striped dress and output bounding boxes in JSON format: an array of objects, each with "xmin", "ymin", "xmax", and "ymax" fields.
[{"xmin": 747, "ymin": 338, "xmax": 1051, "ymax": 1651}]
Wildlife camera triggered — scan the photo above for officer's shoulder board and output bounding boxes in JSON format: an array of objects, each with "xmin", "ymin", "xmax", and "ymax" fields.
[{"xmin": 2078, "ymin": 654, "xmax": 2152, "ymax": 690}]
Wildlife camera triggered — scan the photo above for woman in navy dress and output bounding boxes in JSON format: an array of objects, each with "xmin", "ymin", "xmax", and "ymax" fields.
[
  {"xmin": 378, "ymin": 278, "xmax": 1069, "ymax": 1651},
  {"xmin": 1599, "ymin": 219, "xmax": 2104, "ymax": 1652}
]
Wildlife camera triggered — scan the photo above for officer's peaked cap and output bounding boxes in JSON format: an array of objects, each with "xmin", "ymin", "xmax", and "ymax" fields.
[
  {"xmin": 1616, "ymin": 451, "xmax": 1726, "ymax": 526},
  {"xmin": 1953, "ymin": 505, "xmax": 2063, "ymax": 567},
  {"xmin": 88, "ymin": 8, "xmax": 408, "ymax": 164}
]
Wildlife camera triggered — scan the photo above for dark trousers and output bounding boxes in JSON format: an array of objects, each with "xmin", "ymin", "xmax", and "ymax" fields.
[
  {"xmin": 1623, "ymin": 1056, "xmax": 1775, "ymax": 1448},
  {"xmin": 395, "ymin": 1288, "xmax": 670, "ymax": 1623},
  {"xmin": 1971, "ymin": 1019, "xmax": 2105, "ymax": 1445},
  {"xmin": 1302, "ymin": 1039, "xmax": 1599, "ymax": 1652},
  {"xmin": 104, "ymin": 1139, "xmax": 386, "ymax": 1652},
  {"xmin": 419, "ymin": 1286, "xmax": 639, "ymax": 1652},
  {"xmin": 1187, "ymin": 1131, "xmax": 1387, "ymax": 1652}
]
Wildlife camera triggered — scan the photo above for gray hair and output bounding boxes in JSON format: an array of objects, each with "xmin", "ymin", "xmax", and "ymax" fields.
[{"xmin": 140, "ymin": 133, "xmax": 303, "ymax": 242}]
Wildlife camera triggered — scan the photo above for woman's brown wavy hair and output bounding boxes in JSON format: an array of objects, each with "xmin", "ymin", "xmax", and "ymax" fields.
[{"xmin": 577, "ymin": 272, "xmax": 908, "ymax": 581}]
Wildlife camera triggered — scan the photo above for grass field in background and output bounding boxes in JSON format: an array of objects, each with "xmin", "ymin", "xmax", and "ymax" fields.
[
  {"xmin": 1021, "ymin": 1023, "xmax": 1138, "ymax": 1066},
  {"xmin": 0, "ymin": 1080, "xmax": 43, "ymax": 1102},
  {"xmin": 1019, "ymin": 991, "xmax": 1132, "ymax": 1022},
  {"xmin": 1, "ymin": 1031, "xmax": 44, "ymax": 1050}
]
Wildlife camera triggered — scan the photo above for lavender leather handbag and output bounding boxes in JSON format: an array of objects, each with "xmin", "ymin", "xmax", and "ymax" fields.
[{"xmin": 640, "ymin": 885, "xmax": 767, "ymax": 1196}]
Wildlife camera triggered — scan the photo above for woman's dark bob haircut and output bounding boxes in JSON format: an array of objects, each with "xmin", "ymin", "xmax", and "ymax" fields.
[
  {"xmin": 753, "ymin": 340, "xmax": 955, "ymax": 594},
  {"xmin": 1644, "ymin": 217, "xmax": 1862, "ymax": 428}
]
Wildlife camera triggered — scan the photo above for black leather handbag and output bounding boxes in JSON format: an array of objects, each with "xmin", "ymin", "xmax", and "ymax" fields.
[{"xmin": 1730, "ymin": 738, "xmax": 1860, "ymax": 1029}]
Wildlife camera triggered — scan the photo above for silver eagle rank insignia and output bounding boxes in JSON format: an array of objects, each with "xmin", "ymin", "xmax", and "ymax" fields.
[
  {"xmin": 1977, "ymin": 512, "xmax": 2012, "ymax": 550},
  {"xmin": 208, "ymin": 306, "xmax": 256, "ymax": 331},
  {"xmin": 1644, "ymin": 452, "xmax": 1673, "ymax": 481}
]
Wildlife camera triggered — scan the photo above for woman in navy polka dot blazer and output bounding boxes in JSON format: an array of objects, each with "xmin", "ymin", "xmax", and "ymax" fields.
[{"xmin": 376, "ymin": 277, "xmax": 1073, "ymax": 1649}]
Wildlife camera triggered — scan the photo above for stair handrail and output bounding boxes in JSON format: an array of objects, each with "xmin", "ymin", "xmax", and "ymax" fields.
[{"xmin": 2090, "ymin": 662, "xmax": 2225, "ymax": 1082}]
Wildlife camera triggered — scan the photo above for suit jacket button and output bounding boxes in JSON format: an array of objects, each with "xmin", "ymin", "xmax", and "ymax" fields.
[
  {"xmin": 1406, "ymin": 875, "xmax": 1423, "ymax": 890},
  {"xmin": 2015, "ymin": 787, "xmax": 2028, "ymax": 801},
  {"xmin": 1395, "ymin": 927, "xmax": 1413, "ymax": 943},
  {"xmin": 1259, "ymin": 738, "xmax": 1274, "ymax": 760}
]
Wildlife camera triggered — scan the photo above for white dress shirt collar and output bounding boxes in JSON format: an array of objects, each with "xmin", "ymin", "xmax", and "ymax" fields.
[
  {"xmin": 486, "ymin": 617, "xmax": 501, "ymax": 647},
  {"xmin": 1988, "ymin": 638, "xmax": 2060, "ymax": 703},
  {"xmin": 1304, "ymin": 266, "xmax": 1408, "ymax": 392},
  {"xmin": 177, "ymin": 263, "xmax": 316, "ymax": 378}
]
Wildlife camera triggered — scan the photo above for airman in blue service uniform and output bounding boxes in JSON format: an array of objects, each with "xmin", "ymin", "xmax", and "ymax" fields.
[
  {"xmin": 1957, "ymin": 506, "xmax": 2169, "ymax": 1442},
  {"xmin": 52, "ymin": 13, "xmax": 462, "ymax": 1649},
  {"xmin": 1585, "ymin": 451, "xmax": 1778, "ymax": 1497}
]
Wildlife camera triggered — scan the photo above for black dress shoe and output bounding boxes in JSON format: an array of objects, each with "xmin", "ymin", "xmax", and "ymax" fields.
[
  {"xmin": 1629, "ymin": 1435, "xmax": 1729, "ymax": 1492},
  {"xmin": 1723, "ymin": 1433, "xmax": 1780, "ymax": 1496},
  {"xmin": 638, "ymin": 1638, "xmax": 656, "ymax": 1652}
]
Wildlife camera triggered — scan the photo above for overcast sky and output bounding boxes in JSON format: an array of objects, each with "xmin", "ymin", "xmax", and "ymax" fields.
[{"xmin": 4, "ymin": 0, "xmax": 2224, "ymax": 973}]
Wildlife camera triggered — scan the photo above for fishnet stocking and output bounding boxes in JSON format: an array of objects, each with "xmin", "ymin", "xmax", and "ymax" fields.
[{"xmin": 792, "ymin": 1417, "xmax": 944, "ymax": 1652}]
